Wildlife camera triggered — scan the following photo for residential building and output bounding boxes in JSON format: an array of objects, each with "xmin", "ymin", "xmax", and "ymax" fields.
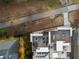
[{"xmin": 30, "ymin": 26, "xmax": 72, "ymax": 59}]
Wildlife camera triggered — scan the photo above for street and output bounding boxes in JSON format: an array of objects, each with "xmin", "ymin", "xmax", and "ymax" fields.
[{"xmin": 0, "ymin": 4, "xmax": 79, "ymax": 29}]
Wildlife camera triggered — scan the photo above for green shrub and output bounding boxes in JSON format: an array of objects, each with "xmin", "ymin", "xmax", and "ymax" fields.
[
  {"xmin": 0, "ymin": 29, "xmax": 8, "ymax": 35},
  {"xmin": 48, "ymin": 0, "xmax": 60, "ymax": 8},
  {"xmin": 23, "ymin": 33, "xmax": 32, "ymax": 59}
]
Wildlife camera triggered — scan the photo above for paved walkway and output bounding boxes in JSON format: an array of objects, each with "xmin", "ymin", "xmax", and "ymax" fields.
[
  {"xmin": 0, "ymin": 4, "xmax": 79, "ymax": 28},
  {"xmin": 63, "ymin": 12, "xmax": 70, "ymax": 26}
]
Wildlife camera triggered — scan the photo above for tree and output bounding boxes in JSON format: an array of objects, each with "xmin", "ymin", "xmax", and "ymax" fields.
[
  {"xmin": 23, "ymin": 33, "xmax": 32, "ymax": 59},
  {"xmin": 0, "ymin": 29, "xmax": 8, "ymax": 36},
  {"xmin": 1, "ymin": 0, "xmax": 14, "ymax": 5}
]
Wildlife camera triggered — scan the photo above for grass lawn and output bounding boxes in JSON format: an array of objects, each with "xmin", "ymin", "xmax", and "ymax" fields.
[
  {"xmin": 48, "ymin": 0, "xmax": 61, "ymax": 9},
  {"xmin": 73, "ymin": 0, "xmax": 79, "ymax": 4},
  {"xmin": 27, "ymin": 0, "xmax": 61, "ymax": 9}
]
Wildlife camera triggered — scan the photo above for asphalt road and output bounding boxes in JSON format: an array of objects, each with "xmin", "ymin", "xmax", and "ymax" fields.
[{"xmin": 0, "ymin": 4, "xmax": 79, "ymax": 29}]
